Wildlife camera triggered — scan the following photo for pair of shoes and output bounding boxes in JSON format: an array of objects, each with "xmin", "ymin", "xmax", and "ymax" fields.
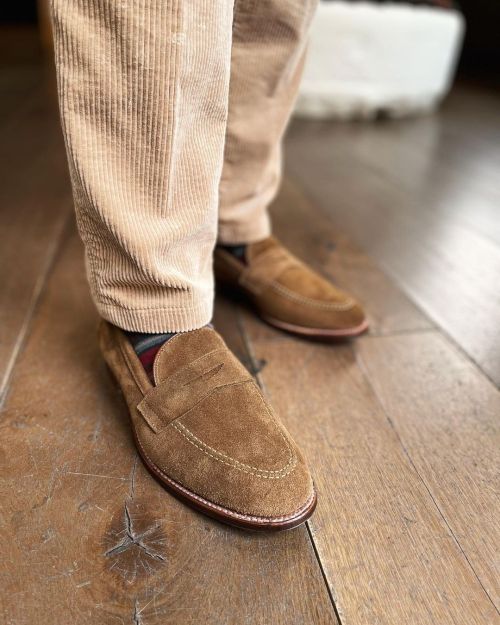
[{"xmin": 100, "ymin": 237, "xmax": 368, "ymax": 531}]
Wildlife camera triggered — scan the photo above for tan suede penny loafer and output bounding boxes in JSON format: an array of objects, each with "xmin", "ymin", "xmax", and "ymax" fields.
[
  {"xmin": 99, "ymin": 322, "xmax": 316, "ymax": 531},
  {"xmin": 214, "ymin": 236, "xmax": 368, "ymax": 338}
]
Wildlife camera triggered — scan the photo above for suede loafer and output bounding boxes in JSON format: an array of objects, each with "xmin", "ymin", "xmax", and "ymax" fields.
[
  {"xmin": 214, "ymin": 236, "xmax": 368, "ymax": 338},
  {"xmin": 99, "ymin": 322, "xmax": 316, "ymax": 530}
]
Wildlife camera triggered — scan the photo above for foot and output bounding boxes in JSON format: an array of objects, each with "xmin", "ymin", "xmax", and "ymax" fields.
[
  {"xmin": 100, "ymin": 322, "xmax": 316, "ymax": 530},
  {"xmin": 214, "ymin": 236, "xmax": 368, "ymax": 338}
]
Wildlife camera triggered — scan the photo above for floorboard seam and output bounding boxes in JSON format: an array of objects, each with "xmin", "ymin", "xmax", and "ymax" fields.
[
  {"xmin": 237, "ymin": 308, "xmax": 344, "ymax": 623},
  {"xmin": 306, "ymin": 522, "xmax": 344, "ymax": 625},
  {"xmin": 286, "ymin": 173, "xmax": 500, "ymax": 390},
  {"xmin": 376, "ymin": 271, "xmax": 500, "ymax": 390},
  {"xmin": 355, "ymin": 347, "xmax": 499, "ymax": 614},
  {"xmin": 0, "ymin": 211, "xmax": 72, "ymax": 410},
  {"xmin": 361, "ymin": 327, "xmax": 438, "ymax": 339}
]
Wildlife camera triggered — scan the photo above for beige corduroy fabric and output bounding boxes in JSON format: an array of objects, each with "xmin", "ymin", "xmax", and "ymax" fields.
[{"xmin": 50, "ymin": 0, "xmax": 318, "ymax": 332}]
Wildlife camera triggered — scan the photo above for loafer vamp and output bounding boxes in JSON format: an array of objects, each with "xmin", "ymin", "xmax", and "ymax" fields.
[
  {"xmin": 262, "ymin": 262, "xmax": 366, "ymax": 330},
  {"xmin": 145, "ymin": 380, "xmax": 313, "ymax": 519}
]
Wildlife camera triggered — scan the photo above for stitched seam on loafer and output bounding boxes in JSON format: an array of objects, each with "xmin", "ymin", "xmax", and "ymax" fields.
[
  {"xmin": 141, "ymin": 379, "xmax": 254, "ymax": 433},
  {"xmin": 270, "ymin": 282, "xmax": 355, "ymax": 311},
  {"xmin": 171, "ymin": 383, "xmax": 297, "ymax": 478},
  {"xmin": 135, "ymin": 427, "xmax": 315, "ymax": 522},
  {"xmin": 171, "ymin": 421, "xmax": 297, "ymax": 478}
]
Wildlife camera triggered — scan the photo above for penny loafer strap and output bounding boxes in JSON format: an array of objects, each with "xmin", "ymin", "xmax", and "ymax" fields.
[
  {"xmin": 239, "ymin": 247, "xmax": 297, "ymax": 296},
  {"xmin": 137, "ymin": 348, "xmax": 252, "ymax": 433}
]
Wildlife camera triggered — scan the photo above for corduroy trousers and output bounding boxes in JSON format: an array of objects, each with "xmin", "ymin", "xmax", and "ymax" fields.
[{"xmin": 50, "ymin": 0, "xmax": 318, "ymax": 332}]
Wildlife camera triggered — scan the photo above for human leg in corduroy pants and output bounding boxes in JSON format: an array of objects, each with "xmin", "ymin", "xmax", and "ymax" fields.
[{"xmin": 50, "ymin": 0, "xmax": 318, "ymax": 333}]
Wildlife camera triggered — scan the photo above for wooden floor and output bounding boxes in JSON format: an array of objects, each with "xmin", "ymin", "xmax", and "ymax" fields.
[{"xmin": 1, "ymin": 35, "xmax": 499, "ymax": 625}]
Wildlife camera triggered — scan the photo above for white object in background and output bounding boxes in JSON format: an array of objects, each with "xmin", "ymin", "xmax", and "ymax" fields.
[{"xmin": 296, "ymin": 1, "xmax": 465, "ymax": 119}]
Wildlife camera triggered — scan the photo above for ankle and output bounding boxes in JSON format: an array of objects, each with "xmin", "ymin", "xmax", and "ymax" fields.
[{"xmin": 125, "ymin": 330, "xmax": 176, "ymax": 382}]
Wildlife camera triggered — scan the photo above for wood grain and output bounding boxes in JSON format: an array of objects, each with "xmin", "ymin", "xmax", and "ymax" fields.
[
  {"xmin": 358, "ymin": 332, "xmax": 500, "ymax": 609},
  {"xmin": 0, "ymin": 79, "xmax": 72, "ymax": 403},
  {"xmin": 242, "ymin": 315, "xmax": 498, "ymax": 625},
  {"xmin": 285, "ymin": 86, "xmax": 500, "ymax": 386},
  {"xmin": 0, "ymin": 228, "xmax": 338, "ymax": 625}
]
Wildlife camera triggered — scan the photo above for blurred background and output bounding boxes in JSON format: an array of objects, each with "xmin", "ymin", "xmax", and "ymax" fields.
[
  {"xmin": 2, "ymin": 0, "xmax": 500, "ymax": 84},
  {"xmin": 1, "ymin": 1, "xmax": 499, "ymax": 96}
]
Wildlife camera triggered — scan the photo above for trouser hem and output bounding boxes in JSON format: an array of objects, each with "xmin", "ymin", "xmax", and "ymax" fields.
[
  {"xmin": 96, "ymin": 298, "xmax": 213, "ymax": 333},
  {"xmin": 217, "ymin": 214, "xmax": 271, "ymax": 245}
]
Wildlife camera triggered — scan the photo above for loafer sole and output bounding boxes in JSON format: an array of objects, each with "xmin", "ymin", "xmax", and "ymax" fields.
[
  {"xmin": 215, "ymin": 279, "xmax": 368, "ymax": 340},
  {"xmin": 261, "ymin": 314, "xmax": 369, "ymax": 339}
]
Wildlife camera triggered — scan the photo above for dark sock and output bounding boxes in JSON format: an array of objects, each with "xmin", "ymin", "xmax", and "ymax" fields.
[
  {"xmin": 218, "ymin": 243, "xmax": 247, "ymax": 264},
  {"xmin": 125, "ymin": 331, "xmax": 176, "ymax": 382},
  {"xmin": 125, "ymin": 323, "xmax": 214, "ymax": 383}
]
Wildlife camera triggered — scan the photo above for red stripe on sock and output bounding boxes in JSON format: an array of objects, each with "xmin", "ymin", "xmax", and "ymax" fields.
[{"xmin": 138, "ymin": 344, "xmax": 163, "ymax": 382}]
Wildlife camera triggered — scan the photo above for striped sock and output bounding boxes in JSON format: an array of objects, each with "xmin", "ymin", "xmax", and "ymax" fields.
[
  {"xmin": 125, "ymin": 331, "xmax": 176, "ymax": 382},
  {"xmin": 125, "ymin": 323, "xmax": 213, "ymax": 382}
]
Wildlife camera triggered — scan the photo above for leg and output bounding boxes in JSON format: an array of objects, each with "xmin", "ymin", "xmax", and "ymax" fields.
[
  {"xmin": 214, "ymin": 0, "xmax": 368, "ymax": 338},
  {"xmin": 218, "ymin": 0, "xmax": 318, "ymax": 244},
  {"xmin": 50, "ymin": 0, "xmax": 316, "ymax": 530},
  {"xmin": 51, "ymin": 0, "xmax": 234, "ymax": 332}
]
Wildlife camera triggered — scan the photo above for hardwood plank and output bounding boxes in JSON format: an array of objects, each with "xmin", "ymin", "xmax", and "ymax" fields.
[
  {"xmin": 268, "ymin": 179, "xmax": 433, "ymax": 338},
  {"xmin": 358, "ymin": 332, "xmax": 500, "ymax": 609},
  {"xmin": 0, "ymin": 81, "xmax": 72, "ymax": 403},
  {"xmin": 443, "ymin": 84, "xmax": 500, "ymax": 156},
  {"xmin": 242, "ymin": 315, "xmax": 498, "ymax": 625},
  {"xmin": 349, "ymin": 87, "xmax": 496, "ymax": 246},
  {"xmin": 289, "ymin": 85, "xmax": 500, "ymax": 246},
  {"xmin": 285, "ymin": 89, "xmax": 500, "ymax": 385},
  {"xmin": 0, "ymin": 228, "xmax": 338, "ymax": 625},
  {"xmin": 338, "ymin": 98, "xmax": 500, "ymax": 247}
]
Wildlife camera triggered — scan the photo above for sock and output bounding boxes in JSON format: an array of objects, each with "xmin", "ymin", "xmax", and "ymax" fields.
[
  {"xmin": 125, "ymin": 323, "xmax": 214, "ymax": 383},
  {"xmin": 125, "ymin": 331, "xmax": 176, "ymax": 382},
  {"xmin": 218, "ymin": 243, "xmax": 247, "ymax": 264}
]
